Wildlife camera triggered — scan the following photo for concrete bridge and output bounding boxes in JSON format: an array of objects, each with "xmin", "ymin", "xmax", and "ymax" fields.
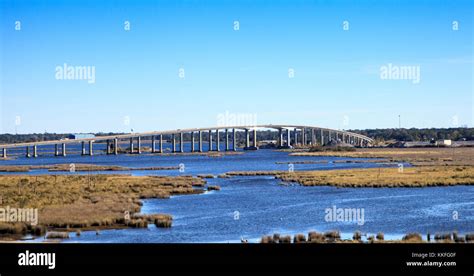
[{"xmin": 0, "ymin": 124, "xmax": 373, "ymax": 158}]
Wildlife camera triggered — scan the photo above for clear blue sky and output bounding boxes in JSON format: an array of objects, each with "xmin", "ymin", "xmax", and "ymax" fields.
[{"xmin": 0, "ymin": 0, "xmax": 473, "ymax": 134}]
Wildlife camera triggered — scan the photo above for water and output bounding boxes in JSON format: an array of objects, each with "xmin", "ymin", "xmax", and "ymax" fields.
[{"xmin": 2, "ymin": 148, "xmax": 472, "ymax": 243}]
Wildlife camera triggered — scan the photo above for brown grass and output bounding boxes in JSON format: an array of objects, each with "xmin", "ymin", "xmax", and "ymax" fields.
[
  {"xmin": 293, "ymin": 233, "xmax": 307, "ymax": 243},
  {"xmin": 45, "ymin": 231, "xmax": 69, "ymax": 239},
  {"xmin": 277, "ymin": 166, "xmax": 474, "ymax": 188},
  {"xmin": 402, "ymin": 233, "xmax": 423, "ymax": 242},
  {"xmin": 308, "ymin": 231, "xmax": 325, "ymax": 243},
  {"xmin": 0, "ymin": 174, "xmax": 205, "ymax": 238},
  {"xmin": 290, "ymin": 147, "xmax": 474, "ymax": 166},
  {"xmin": 353, "ymin": 231, "xmax": 362, "ymax": 241}
]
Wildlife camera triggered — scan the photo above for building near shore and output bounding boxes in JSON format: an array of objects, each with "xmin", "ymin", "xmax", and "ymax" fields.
[{"xmin": 435, "ymin": 139, "xmax": 452, "ymax": 146}]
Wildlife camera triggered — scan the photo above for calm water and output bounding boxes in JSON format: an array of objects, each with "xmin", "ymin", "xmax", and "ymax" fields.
[{"xmin": 3, "ymin": 147, "xmax": 473, "ymax": 243}]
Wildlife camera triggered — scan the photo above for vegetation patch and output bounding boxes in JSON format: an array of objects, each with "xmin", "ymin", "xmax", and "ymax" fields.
[{"xmin": 0, "ymin": 174, "xmax": 205, "ymax": 240}]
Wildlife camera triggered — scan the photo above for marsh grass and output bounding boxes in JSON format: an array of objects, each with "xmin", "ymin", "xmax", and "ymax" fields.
[
  {"xmin": 402, "ymin": 233, "xmax": 423, "ymax": 242},
  {"xmin": 308, "ymin": 231, "xmax": 325, "ymax": 243},
  {"xmin": 0, "ymin": 174, "xmax": 204, "ymax": 238},
  {"xmin": 291, "ymin": 147, "xmax": 474, "ymax": 166},
  {"xmin": 277, "ymin": 166, "xmax": 474, "ymax": 188},
  {"xmin": 293, "ymin": 233, "xmax": 307, "ymax": 243},
  {"xmin": 45, "ymin": 231, "xmax": 69, "ymax": 239}
]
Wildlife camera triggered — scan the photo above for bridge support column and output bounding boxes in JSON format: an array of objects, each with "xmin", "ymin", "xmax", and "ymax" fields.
[
  {"xmin": 198, "ymin": 131, "xmax": 203, "ymax": 152},
  {"xmin": 1, "ymin": 148, "xmax": 6, "ymax": 159},
  {"xmin": 33, "ymin": 145, "xmax": 37, "ymax": 157},
  {"xmin": 293, "ymin": 128, "xmax": 298, "ymax": 146},
  {"xmin": 61, "ymin": 143, "xmax": 66, "ymax": 157},
  {"xmin": 88, "ymin": 141, "xmax": 93, "ymax": 156},
  {"xmin": 216, "ymin": 130, "xmax": 220, "ymax": 151},
  {"xmin": 320, "ymin": 129, "xmax": 324, "ymax": 146},
  {"xmin": 137, "ymin": 137, "xmax": 141, "ymax": 154},
  {"xmin": 286, "ymin": 129, "xmax": 291, "ymax": 147},
  {"xmin": 208, "ymin": 130, "xmax": 213, "ymax": 151},
  {"xmin": 106, "ymin": 140, "xmax": 110, "ymax": 155},
  {"xmin": 232, "ymin": 128, "xmax": 236, "ymax": 151},
  {"xmin": 191, "ymin": 132, "xmax": 195, "ymax": 152},
  {"xmin": 26, "ymin": 146, "xmax": 30, "ymax": 158},
  {"xmin": 311, "ymin": 128, "xmax": 315, "ymax": 145},
  {"xmin": 253, "ymin": 129, "xmax": 257, "ymax": 148},
  {"xmin": 81, "ymin": 142, "xmax": 86, "ymax": 155},
  {"xmin": 179, "ymin": 133, "xmax": 184, "ymax": 152},
  {"xmin": 279, "ymin": 129, "xmax": 283, "ymax": 147},
  {"xmin": 159, "ymin": 135, "xmax": 163, "ymax": 153},
  {"xmin": 225, "ymin": 129, "xmax": 229, "ymax": 151},
  {"xmin": 151, "ymin": 136, "xmax": 156, "ymax": 153},
  {"xmin": 302, "ymin": 128, "xmax": 306, "ymax": 145},
  {"xmin": 245, "ymin": 129, "xmax": 250, "ymax": 148},
  {"xmin": 55, "ymin": 144, "xmax": 59, "ymax": 156},
  {"xmin": 114, "ymin": 139, "xmax": 118, "ymax": 155},
  {"xmin": 129, "ymin": 138, "xmax": 134, "ymax": 154},
  {"xmin": 172, "ymin": 134, "xmax": 176, "ymax": 153}
]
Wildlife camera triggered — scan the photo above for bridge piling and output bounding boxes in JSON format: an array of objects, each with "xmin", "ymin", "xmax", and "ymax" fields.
[
  {"xmin": 245, "ymin": 129, "xmax": 250, "ymax": 148},
  {"xmin": 253, "ymin": 129, "xmax": 257, "ymax": 148},
  {"xmin": 191, "ymin": 132, "xmax": 195, "ymax": 152},
  {"xmin": 61, "ymin": 143, "xmax": 66, "ymax": 157},
  {"xmin": 114, "ymin": 139, "xmax": 118, "ymax": 155},
  {"xmin": 232, "ymin": 128, "xmax": 236, "ymax": 151},
  {"xmin": 278, "ymin": 129, "xmax": 283, "ymax": 147},
  {"xmin": 225, "ymin": 129, "xmax": 229, "ymax": 151},
  {"xmin": 1, "ymin": 148, "xmax": 6, "ymax": 159},
  {"xmin": 302, "ymin": 128, "xmax": 306, "ymax": 145},
  {"xmin": 198, "ymin": 131, "xmax": 203, "ymax": 152},
  {"xmin": 320, "ymin": 129, "xmax": 324, "ymax": 146},
  {"xmin": 172, "ymin": 134, "xmax": 176, "ymax": 153},
  {"xmin": 89, "ymin": 141, "xmax": 94, "ymax": 156},
  {"xmin": 151, "ymin": 136, "xmax": 156, "ymax": 153},
  {"xmin": 137, "ymin": 137, "xmax": 141, "ymax": 154},
  {"xmin": 159, "ymin": 135, "xmax": 163, "ymax": 153},
  {"xmin": 216, "ymin": 130, "xmax": 220, "ymax": 151},
  {"xmin": 179, "ymin": 133, "xmax": 184, "ymax": 153},
  {"xmin": 208, "ymin": 130, "xmax": 213, "ymax": 151},
  {"xmin": 26, "ymin": 146, "xmax": 30, "ymax": 158},
  {"xmin": 286, "ymin": 129, "xmax": 291, "ymax": 147},
  {"xmin": 106, "ymin": 140, "xmax": 110, "ymax": 155},
  {"xmin": 129, "ymin": 138, "xmax": 134, "ymax": 154},
  {"xmin": 293, "ymin": 128, "xmax": 298, "ymax": 146}
]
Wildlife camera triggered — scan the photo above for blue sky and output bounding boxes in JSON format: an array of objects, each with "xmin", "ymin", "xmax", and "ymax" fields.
[{"xmin": 0, "ymin": 0, "xmax": 473, "ymax": 134}]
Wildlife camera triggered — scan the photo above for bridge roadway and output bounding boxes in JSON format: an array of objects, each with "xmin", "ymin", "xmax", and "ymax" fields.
[{"xmin": 0, "ymin": 124, "xmax": 374, "ymax": 158}]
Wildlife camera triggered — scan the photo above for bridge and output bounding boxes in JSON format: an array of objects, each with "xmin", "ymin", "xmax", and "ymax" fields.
[{"xmin": 0, "ymin": 124, "xmax": 374, "ymax": 158}]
